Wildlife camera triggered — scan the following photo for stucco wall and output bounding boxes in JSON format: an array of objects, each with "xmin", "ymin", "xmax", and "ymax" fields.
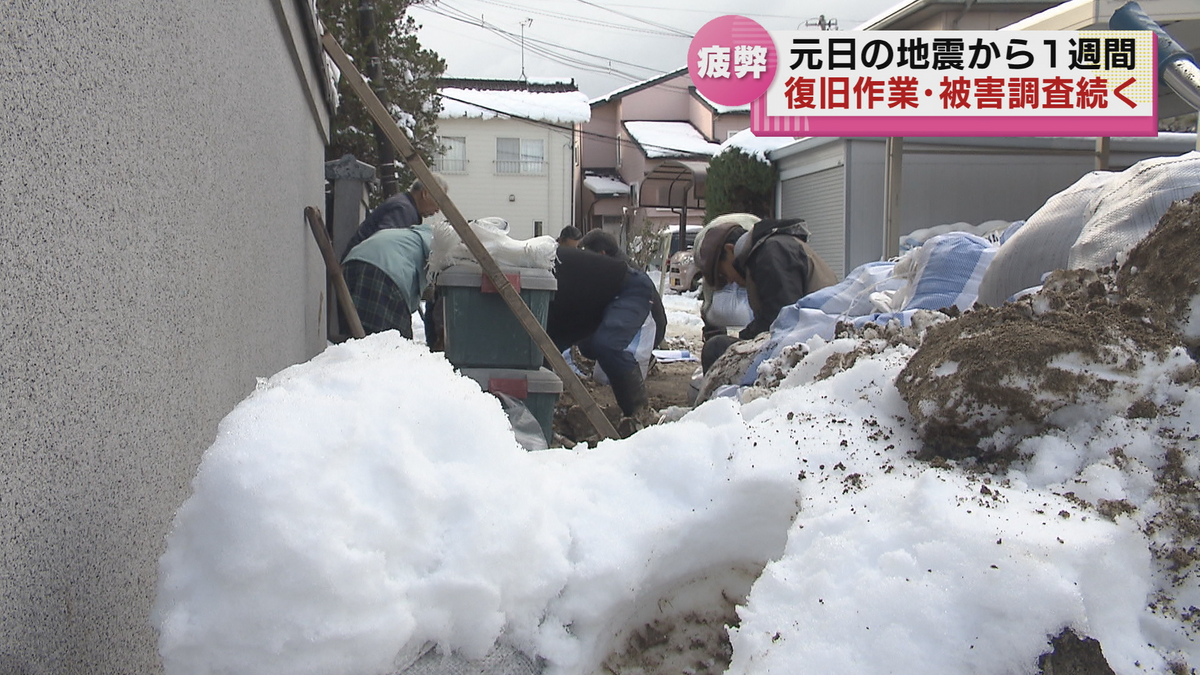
[
  {"xmin": 620, "ymin": 73, "xmax": 692, "ymax": 120},
  {"xmin": 437, "ymin": 116, "xmax": 575, "ymax": 239},
  {"xmin": 0, "ymin": 1, "xmax": 329, "ymax": 673},
  {"xmin": 581, "ymin": 102, "xmax": 620, "ymax": 169}
]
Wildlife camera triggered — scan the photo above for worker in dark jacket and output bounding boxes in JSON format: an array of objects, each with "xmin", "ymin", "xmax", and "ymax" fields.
[
  {"xmin": 694, "ymin": 217, "xmax": 837, "ymax": 371},
  {"xmin": 342, "ymin": 174, "xmax": 448, "ymax": 256},
  {"xmin": 548, "ymin": 246, "xmax": 656, "ymax": 418},
  {"xmin": 577, "ymin": 229, "xmax": 667, "ymax": 348}
]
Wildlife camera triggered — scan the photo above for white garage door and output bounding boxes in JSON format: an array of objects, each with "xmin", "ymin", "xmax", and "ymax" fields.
[{"xmin": 780, "ymin": 166, "xmax": 846, "ymax": 278}]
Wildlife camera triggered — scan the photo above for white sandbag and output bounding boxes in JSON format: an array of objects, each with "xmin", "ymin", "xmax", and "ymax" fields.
[
  {"xmin": 977, "ymin": 170, "xmax": 1113, "ymax": 306},
  {"xmin": 1069, "ymin": 151, "xmax": 1200, "ymax": 271},
  {"xmin": 429, "ymin": 217, "xmax": 558, "ymax": 275},
  {"xmin": 594, "ymin": 315, "xmax": 657, "ymax": 385},
  {"xmin": 706, "ymin": 282, "xmax": 753, "ymax": 328}
]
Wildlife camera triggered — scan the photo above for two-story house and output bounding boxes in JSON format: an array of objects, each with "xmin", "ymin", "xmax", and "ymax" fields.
[
  {"xmin": 433, "ymin": 78, "xmax": 590, "ymax": 240},
  {"xmin": 576, "ymin": 68, "xmax": 752, "ymax": 243}
]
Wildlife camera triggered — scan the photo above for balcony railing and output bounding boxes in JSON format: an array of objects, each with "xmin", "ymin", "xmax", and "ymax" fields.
[
  {"xmin": 495, "ymin": 160, "xmax": 547, "ymax": 175},
  {"xmin": 434, "ymin": 158, "xmax": 468, "ymax": 174}
]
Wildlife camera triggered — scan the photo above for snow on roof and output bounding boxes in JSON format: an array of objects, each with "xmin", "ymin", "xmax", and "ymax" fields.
[
  {"xmin": 438, "ymin": 87, "xmax": 590, "ymax": 124},
  {"xmin": 590, "ymin": 67, "xmax": 688, "ymax": 107},
  {"xmin": 583, "ymin": 175, "xmax": 631, "ymax": 196},
  {"xmin": 525, "ymin": 77, "xmax": 574, "ymax": 86},
  {"xmin": 718, "ymin": 129, "xmax": 797, "ymax": 162},
  {"xmin": 624, "ymin": 121, "xmax": 721, "ymax": 159},
  {"xmin": 693, "ymin": 89, "xmax": 750, "ymax": 115}
]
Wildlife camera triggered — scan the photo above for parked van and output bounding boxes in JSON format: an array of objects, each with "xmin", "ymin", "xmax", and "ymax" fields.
[{"xmin": 661, "ymin": 225, "xmax": 702, "ymax": 293}]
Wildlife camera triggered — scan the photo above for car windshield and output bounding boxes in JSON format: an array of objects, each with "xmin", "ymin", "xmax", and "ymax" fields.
[{"xmin": 667, "ymin": 230, "xmax": 699, "ymax": 256}]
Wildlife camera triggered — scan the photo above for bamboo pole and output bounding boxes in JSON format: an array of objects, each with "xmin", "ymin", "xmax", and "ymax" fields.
[
  {"xmin": 320, "ymin": 30, "xmax": 620, "ymax": 441},
  {"xmin": 306, "ymin": 206, "xmax": 366, "ymax": 339}
]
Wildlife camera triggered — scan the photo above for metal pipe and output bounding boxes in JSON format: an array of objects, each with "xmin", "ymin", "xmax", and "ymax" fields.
[{"xmin": 1163, "ymin": 61, "xmax": 1200, "ymax": 117}]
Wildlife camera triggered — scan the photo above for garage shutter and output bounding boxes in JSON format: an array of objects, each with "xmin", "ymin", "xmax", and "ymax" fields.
[{"xmin": 780, "ymin": 167, "xmax": 846, "ymax": 278}]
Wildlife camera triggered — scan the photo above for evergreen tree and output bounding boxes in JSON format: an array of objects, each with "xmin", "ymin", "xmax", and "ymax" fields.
[
  {"xmin": 317, "ymin": 0, "xmax": 445, "ymax": 201},
  {"xmin": 705, "ymin": 149, "xmax": 778, "ymax": 221}
]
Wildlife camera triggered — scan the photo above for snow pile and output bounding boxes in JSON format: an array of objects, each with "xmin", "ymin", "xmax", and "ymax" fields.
[
  {"xmin": 661, "ymin": 291, "xmax": 704, "ymax": 338},
  {"xmin": 718, "ymin": 129, "xmax": 795, "ymax": 162},
  {"xmin": 581, "ymin": 174, "xmax": 630, "ymax": 196},
  {"xmin": 154, "ymin": 334, "xmax": 799, "ymax": 675},
  {"xmin": 439, "ymin": 87, "xmax": 590, "ymax": 124},
  {"xmin": 155, "ymin": 200, "xmax": 1200, "ymax": 675}
]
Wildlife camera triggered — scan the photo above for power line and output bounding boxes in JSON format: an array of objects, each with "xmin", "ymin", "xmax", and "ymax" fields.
[
  {"xmin": 416, "ymin": 1, "xmax": 697, "ymax": 97},
  {"xmin": 438, "ymin": 0, "xmax": 687, "ymax": 37},
  {"xmin": 419, "ymin": 3, "xmax": 667, "ymax": 80},
  {"xmin": 572, "ymin": 0, "xmax": 692, "ymax": 38},
  {"xmin": 472, "ymin": 0, "xmax": 687, "ymax": 37}
]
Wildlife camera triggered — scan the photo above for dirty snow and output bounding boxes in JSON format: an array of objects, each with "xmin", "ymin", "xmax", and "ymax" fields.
[{"xmin": 154, "ymin": 283, "xmax": 1200, "ymax": 675}]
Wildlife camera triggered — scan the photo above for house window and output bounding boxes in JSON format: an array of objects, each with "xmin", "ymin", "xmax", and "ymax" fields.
[
  {"xmin": 534, "ymin": 220, "xmax": 544, "ymax": 237},
  {"xmin": 434, "ymin": 136, "xmax": 467, "ymax": 174},
  {"xmin": 497, "ymin": 138, "xmax": 545, "ymax": 175},
  {"xmin": 727, "ymin": 128, "xmax": 747, "ymax": 140}
]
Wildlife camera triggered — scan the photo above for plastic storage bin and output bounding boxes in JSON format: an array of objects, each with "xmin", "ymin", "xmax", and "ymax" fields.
[
  {"xmin": 460, "ymin": 367, "xmax": 563, "ymax": 447},
  {"xmin": 437, "ymin": 263, "xmax": 557, "ymax": 369}
]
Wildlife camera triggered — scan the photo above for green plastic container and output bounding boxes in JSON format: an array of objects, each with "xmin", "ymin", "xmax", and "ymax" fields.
[
  {"xmin": 437, "ymin": 263, "xmax": 557, "ymax": 369},
  {"xmin": 460, "ymin": 367, "xmax": 563, "ymax": 447}
]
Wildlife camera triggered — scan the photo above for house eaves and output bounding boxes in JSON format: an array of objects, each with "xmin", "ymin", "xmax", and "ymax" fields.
[
  {"xmin": 438, "ymin": 81, "xmax": 591, "ymax": 124},
  {"xmin": 689, "ymin": 87, "xmax": 751, "ymax": 115},
  {"xmin": 590, "ymin": 67, "xmax": 688, "ymax": 107},
  {"xmin": 858, "ymin": 0, "xmax": 1058, "ymax": 29}
]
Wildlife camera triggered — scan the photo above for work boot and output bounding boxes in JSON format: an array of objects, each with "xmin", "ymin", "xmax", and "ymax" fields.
[{"xmin": 607, "ymin": 367, "xmax": 648, "ymax": 418}]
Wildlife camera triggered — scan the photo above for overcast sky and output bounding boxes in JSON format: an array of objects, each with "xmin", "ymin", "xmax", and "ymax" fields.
[{"xmin": 411, "ymin": 0, "xmax": 905, "ymax": 99}]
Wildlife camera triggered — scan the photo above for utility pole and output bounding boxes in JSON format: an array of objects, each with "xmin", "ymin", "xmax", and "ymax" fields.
[
  {"xmin": 358, "ymin": 0, "xmax": 399, "ymax": 197},
  {"xmin": 804, "ymin": 14, "xmax": 839, "ymax": 30},
  {"xmin": 519, "ymin": 18, "xmax": 533, "ymax": 82}
]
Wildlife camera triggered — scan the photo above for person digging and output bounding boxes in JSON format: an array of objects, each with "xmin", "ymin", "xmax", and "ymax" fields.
[{"xmin": 547, "ymin": 245, "xmax": 658, "ymax": 432}]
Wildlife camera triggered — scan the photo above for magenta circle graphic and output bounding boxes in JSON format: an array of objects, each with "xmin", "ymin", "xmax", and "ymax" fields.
[{"xmin": 688, "ymin": 15, "xmax": 776, "ymax": 107}]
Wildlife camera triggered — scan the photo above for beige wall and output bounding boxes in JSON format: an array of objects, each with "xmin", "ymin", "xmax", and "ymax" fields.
[
  {"xmin": 688, "ymin": 96, "xmax": 716, "ymax": 139},
  {"xmin": 714, "ymin": 114, "xmax": 751, "ymax": 142},
  {"xmin": 581, "ymin": 102, "xmax": 620, "ymax": 169},
  {"xmin": 437, "ymin": 116, "xmax": 575, "ymax": 239},
  {"xmin": 0, "ymin": 1, "xmax": 330, "ymax": 673},
  {"xmin": 620, "ymin": 74, "xmax": 692, "ymax": 120}
]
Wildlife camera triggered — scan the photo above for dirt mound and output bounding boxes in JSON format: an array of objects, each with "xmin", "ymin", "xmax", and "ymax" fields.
[
  {"xmin": 553, "ymin": 348, "xmax": 698, "ymax": 446},
  {"xmin": 896, "ymin": 197, "xmax": 1200, "ymax": 462},
  {"xmin": 1116, "ymin": 193, "xmax": 1200, "ymax": 349},
  {"xmin": 1037, "ymin": 628, "xmax": 1116, "ymax": 675}
]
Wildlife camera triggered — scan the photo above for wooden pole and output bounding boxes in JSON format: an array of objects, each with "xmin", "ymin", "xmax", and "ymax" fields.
[
  {"xmin": 1094, "ymin": 136, "xmax": 1111, "ymax": 171},
  {"xmin": 320, "ymin": 30, "xmax": 620, "ymax": 441},
  {"xmin": 305, "ymin": 206, "xmax": 366, "ymax": 339},
  {"xmin": 882, "ymin": 136, "xmax": 903, "ymax": 261}
]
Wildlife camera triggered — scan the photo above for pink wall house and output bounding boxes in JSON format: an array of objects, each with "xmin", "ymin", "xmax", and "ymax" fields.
[{"xmin": 576, "ymin": 68, "xmax": 750, "ymax": 245}]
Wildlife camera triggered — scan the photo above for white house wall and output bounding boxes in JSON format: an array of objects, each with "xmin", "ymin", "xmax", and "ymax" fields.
[
  {"xmin": 437, "ymin": 116, "xmax": 575, "ymax": 239},
  {"xmin": 1, "ymin": 2, "xmax": 329, "ymax": 673}
]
